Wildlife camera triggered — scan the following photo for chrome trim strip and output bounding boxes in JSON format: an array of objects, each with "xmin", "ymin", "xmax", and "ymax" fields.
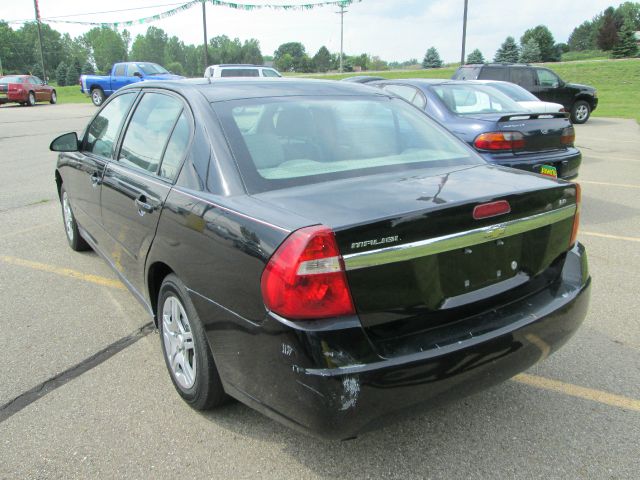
[{"xmin": 342, "ymin": 205, "xmax": 577, "ymax": 271}]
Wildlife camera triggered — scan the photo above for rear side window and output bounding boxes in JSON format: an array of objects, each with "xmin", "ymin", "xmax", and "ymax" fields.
[
  {"xmin": 214, "ymin": 96, "xmax": 481, "ymax": 193},
  {"xmin": 84, "ymin": 92, "xmax": 137, "ymax": 157},
  {"xmin": 0, "ymin": 76, "xmax": 25, "ymax": 84},
  {"xmin": 114, "ymin": 64, "xmax": 126, "ymax": 76},
  {"xmin": 510, "ymin": 68, "xmax": 536, "ymax": 88},
  {"xmin": 159, "ymin": 112, "xmax": 190, "ymax": 180},
  {"xmin": 452, "ymin": 67, "xmax": 480, "ymax": 80},
  {"xmin": 118, "ymin": 93, "xmax": 183, "ymax": 174},
  {"xmin": 382, "ymin": 84, "xmax": 426, "ymax": 109},
  {"xmin": 221, "ymin": 69, "xmax": 260, "ymax": 77},
  {"xmin": 477, "ymin": 67, "xmax": 508, "ymax": 81}
]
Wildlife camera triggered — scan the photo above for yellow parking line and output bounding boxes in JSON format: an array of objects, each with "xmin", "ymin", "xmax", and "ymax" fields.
[
  {"xmin": 580, "ymin": 180, "xmax": 640, "ymax": 189},
  {"xmin": 513, "ymin": 373, "xmax": 640, "ymax": 412},
  {"xmin": 581, "ymin": 231, "xmax": 640, "ymax": 243},
  {"xmin": 0, "ymin": 255, "xmax": 125, "ymax": 290}
]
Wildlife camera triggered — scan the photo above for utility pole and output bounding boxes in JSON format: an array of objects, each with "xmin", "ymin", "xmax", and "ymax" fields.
[
  {"xmin": 460, "ymin": 0, "xmax": 468, "ymax": 65},
  {"xmin": 33, "ymin": 0, "xmax": 47, "ymax": 81},
  {"xmin": 336, "ymin": 2, "xmax": 348, "ymax": 73},
  {"xmin": 0, "ymin": 54, "xmax": 3, "ymax": 76},
  {"xmin": 202, "ymin": 0, "xmax": 209, "ymax": 72}
]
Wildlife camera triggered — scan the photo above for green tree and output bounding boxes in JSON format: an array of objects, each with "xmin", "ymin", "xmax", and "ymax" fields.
[
  {"xmin": 615, "ymin": 1, "xmax": 640, "ymax": 30},
  {"xmin": 130, "ymin": 27, "xmax": 167, "ymax": 64},
  {"xmin": 165, "ymin": 36, "xmax": 186, "ymax": 67},
  {"xmin": 55, "ymin": 61, "xmax": 68, "ymax": 86},
  {"xmin": 353, "ymin": 53, "xmax": 370, "ymax": 70},
  {"xmin": 369, "ymin": 56, "xmax": 388, "ymax": 71},
  {"xmin": 65, "ymin": 58, "xmax": 82, "ymax": 86},
  {"xmin": 17, "ymin": 22, "xmax": 64, "ymax": 79},
  {"xmin": 82, "ymin": 27, "xmax": 127, "ymax": 73},
  {"xmin": 312, "ymin": 46, "xmax": 332, "ymax": 72},
  {"xmin": 521, "ymin": 25, "xmax": 557, "ymax": 61},
  {"xmin": 165, "ymin": 61, "xmax": 185, "ymax": 75},
  {"xmin": 612, "ymin": 19, "xmax": 639, "ymax": 57},
  {"xmin": 422, "ymin": 47, "xmax": 443, "ymax": 68},
  {"xmin": 519, "ymin": 39, "xmax": 542, "ymax": 63},
  {"xmin": 494, "ymin": 36, "xmax": 520, "ymax": 62},
  {"xmin": 597, "ymin": 7, "xmax": 619, "ymax": 50},
  {"xmin": 241, "ymin": 39, "xmax": 263, "ymax": 64},
  {"xmin": 466, "ymin": 48, "xmax": 485, "ymax": 64},
  {"xmin": 0, "ymin": 21, "xmax": 22, "ymax": 73},
  {"xmin": 274, "ymin": 42, "xmax": 307, "ymax": 71},
  {"xmin": 81, "ymin": 61, "xmax": 95, "ymax": 75},
  {"xmin": 568, "ymin": 21, "xmax": 597, "ymax": 51}
]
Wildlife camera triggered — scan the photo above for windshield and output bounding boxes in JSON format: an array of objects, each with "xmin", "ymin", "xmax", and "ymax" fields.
[
  {"xmin": 137, "ymin": 63, "xmax": 169, "ymax": 75},
  {"xmin": 486, "ymin": 82, "xmax": 539, "ymax": 102},
  {"xmin": 0, "ymin": 76, "xmax": 25, "ymax": 84},
  {"xmin": 433, "ymin": 84, "xmax": 524, "ymax": 115},
  {"xmin": 214, "ymin": 96, "xmax": 482, "ymax": 193}
]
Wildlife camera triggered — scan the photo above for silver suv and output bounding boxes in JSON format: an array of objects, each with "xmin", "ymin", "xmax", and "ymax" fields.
[{"xmin": 204, "ymin": 64, "xmax": 282, "ymax": 79}]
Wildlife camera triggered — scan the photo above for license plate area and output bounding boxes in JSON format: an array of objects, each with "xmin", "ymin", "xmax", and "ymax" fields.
[
  {"xmin": 539, "ymin": 164, "xmax": 558, "ymax": 178},
  {"xmin": 438, "ymin": 235, "xmax": 524, "ymax": 299}
]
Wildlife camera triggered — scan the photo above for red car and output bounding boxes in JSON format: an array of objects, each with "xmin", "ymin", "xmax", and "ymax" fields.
[{"xmin": 0, "ymin": 75, "xmax": 57, "ymax": 106}]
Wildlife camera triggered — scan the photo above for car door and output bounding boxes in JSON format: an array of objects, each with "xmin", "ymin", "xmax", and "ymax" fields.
[
  {"xmin": 533, "ymin": 68, "xmax": 561, "ymax": 103},
  {"xmin": 509, "ymin": 67, "xmax": 537, "ymax": 95},
  {"xmin": 100, "ymin": 90, "xmax": 189, "ymax": 294},
  {"xmin": 110, "ymin": 63, "xmax": 128, "ymax": 92},
  {"xmin": 29, "ymin": 76, "xmax": 45, "ymax": 100},
  {"xmin": 63, "ymin": 92, "xmax": 138, "ymax": 246}
]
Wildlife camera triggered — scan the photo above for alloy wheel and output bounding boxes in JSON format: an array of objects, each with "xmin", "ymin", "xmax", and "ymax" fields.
[{"xmin": 575, "ymin": 105, "xmax": 588, "ymax": 122}]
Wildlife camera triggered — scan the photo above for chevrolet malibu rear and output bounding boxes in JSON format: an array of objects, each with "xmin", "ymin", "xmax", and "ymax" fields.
[{"xmin": 53, "ymin": 79, "xmax": 590, "ymax": 440}]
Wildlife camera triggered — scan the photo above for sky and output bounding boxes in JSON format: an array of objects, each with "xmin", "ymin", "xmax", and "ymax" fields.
[{"xmin": 2, "ymin": 0, "xmax": 618, "ymax": 63}]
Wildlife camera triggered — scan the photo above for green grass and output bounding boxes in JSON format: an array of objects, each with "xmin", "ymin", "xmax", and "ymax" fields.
[
  {"xmin": 294, "ymin": 58, "xmax": 640, "ymax": 123},
  {"xmin": 50, "ymin": 84, "xmax": 91, "ymax": 104},
  {"xmin": 561, "ymin": 50, "xmax": 610, "ymax": 62}
]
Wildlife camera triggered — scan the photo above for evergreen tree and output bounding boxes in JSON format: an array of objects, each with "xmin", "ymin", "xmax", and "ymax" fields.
[
  {"xmin": 494, "ymin": 36, "xmax": 520, "ymax": 62},
  {"xmin": 519, "ymin": 39, "xmax": 542, "ymax": 63},
  {"xmin": 422, "ymin": 47, "xmax": 443, "ymax": 68},
  {"xmin": 466, "ymin": 48, "xmax": 485, "ymax": 64},
  {"xmin": 597, "ymin": 7, "xmax": 619, "ymax": 50},
  {"xmin": 521, "ymin": 25, "xmax": 557, "ymax": 61},
  {"xmin": 612, "ymin": 19, "xmax": 639, "ymax": 58},
  {"xmin": 81, "ymin": 61, "xmax": 95, "ymax": 75},
  {"xmin": 312, "ymin": 46, "xmax": 332, "ymax": 72},
  {"xmin": 55, "ymin": 61, "xmax": 68, "ymax": 86},
  {"xmin": 65, "ymin": 58, "xmax": 82, "ymax": 86}
]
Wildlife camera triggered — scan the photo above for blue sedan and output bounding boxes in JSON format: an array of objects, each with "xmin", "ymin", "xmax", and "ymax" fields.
[{"xmin": 371, "ymin": 79, "xmax": 581, "ymax": 179}]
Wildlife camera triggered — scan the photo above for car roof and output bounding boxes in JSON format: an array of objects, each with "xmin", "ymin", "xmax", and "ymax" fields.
[
  {"xmin": 128, "ymin": 78, "xmax": 387, "ymax": 102},
  {"xmin": 373, "ymin": 78, "xmax": 470, "ymax": 87},
  {"xmin": 208, "ymin": 64, "xmax": 273, "ymax": 68}
]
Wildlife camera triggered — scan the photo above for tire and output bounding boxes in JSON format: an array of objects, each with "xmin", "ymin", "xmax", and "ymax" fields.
[
  {"xmin": 50, "ymin": 90, "xmax": 57, "ymax": 104},
  {"xmin": 571, "ymin": 100, "xmax": 591, "ymax": 124},
  {"xmin": 60, "ymin": 185, "xmax": 91, "ymax": 251},
  {"xmin": 158, "ymin": 274, "xmax": 227, "ymax": 410},
  {"xmin": 91, "ymin": 88, "xmax": 105, "ymax": 107},
  {"xmin": 26, "ymin": 91, "xmax": 36, "ymax": 107}
]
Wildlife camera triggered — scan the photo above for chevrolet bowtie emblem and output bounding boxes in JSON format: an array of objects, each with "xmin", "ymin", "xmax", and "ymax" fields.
[{"xmin": 484, "ymin": 224, "xmax": 507, "ymax": 240}]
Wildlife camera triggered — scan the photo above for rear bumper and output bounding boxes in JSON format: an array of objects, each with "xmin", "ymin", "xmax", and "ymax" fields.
[
  {"xmin": 480, "ymin": 147, "xmax": 582, "ymax": 180},
  {"xmin": 203, "ymin": 243, "xmax": 590, "ymax": 440},
  {"xmin": 0, "ymin": 91, "xmax": 28, "ymax": 104}
]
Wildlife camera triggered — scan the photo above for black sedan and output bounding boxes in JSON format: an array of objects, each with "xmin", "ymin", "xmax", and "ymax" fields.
[
  {"xmin": 371, "ymin": 79, "xmax": 582, "ymax": 180},
  {"xmin": 50, "ymin": 78, "xmax": 590, "ymax": 439}
]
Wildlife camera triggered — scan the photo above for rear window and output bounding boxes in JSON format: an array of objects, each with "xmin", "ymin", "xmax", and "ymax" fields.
[
  {"xmin": 221, "ymin": 69, "xmax": 260, "ymax": 77},
  {"xmin": 214, "ymin": 96, "xmax": 482, "ymax": 193},
  {"xmin": 0, "ymin": 76, "xmax": 25, "ymax": 84},
  {"xmin": 433, "ymin": 84, "xmax": 523, "ymax": 115},
  {"xmin": 452, "ymin": 67, "xmax": 480, "ymax": 80}
]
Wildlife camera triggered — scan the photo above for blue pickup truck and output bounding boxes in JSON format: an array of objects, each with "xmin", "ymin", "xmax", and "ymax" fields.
[{"xmin": 80, "ymin": 62, "xmax": 185, "ymax": 106}]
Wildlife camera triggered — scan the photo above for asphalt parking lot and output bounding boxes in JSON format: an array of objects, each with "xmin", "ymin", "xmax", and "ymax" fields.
[{"xmin": 1, "ymin": 103, "xmax": 639, "ymax": 479}]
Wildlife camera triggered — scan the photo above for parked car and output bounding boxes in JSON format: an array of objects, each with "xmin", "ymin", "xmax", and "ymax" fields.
[
  {"xmin": 452, "ymin": 63, "xmax": 598, "ymax": 124},
  {"xmin": 341, "ymin": 76, "xmax": 386, "ymax": 83},
  {"xmin": 81, "ymin": 62, "xmax": 185, "ymax": 106},
  {"xmin": 469, "ymin": 79, "xmax": 565, "ymax": 113},
  {"xmin": 50, "ymin": 79, "xmax": 590, "ymax": 440},
  {"xmin": 372, "ymin": 79, "xmax": 581, "ymax": 179},
  {"xmin": 0, "ymin": 75, "xmax": 57, "ymax": 106},
  {"xmin": 204, "ymin": 64, "xmax": 281, "ymax": 78}
]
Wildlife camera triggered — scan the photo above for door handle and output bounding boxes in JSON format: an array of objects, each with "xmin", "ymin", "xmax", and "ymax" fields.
[
  {"xmin": 90, "ymin": 172, "xmax": 101, "ymax": 187},
  {"xmin": 135, "ymin": 195, "xmax": 155, "ymax": 216}
]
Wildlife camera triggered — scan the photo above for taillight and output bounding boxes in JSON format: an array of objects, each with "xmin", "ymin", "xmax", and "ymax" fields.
[
  {"xmin": 473, "ymin": 200, "xmax": 511, "ymax": 220},
  {"xmin": 569, "ymin": 183, "xmax": 581, "ymax": 247},
  {"xmin": 560, "ymin": 126, "xmax": 575, "ymax": 146},
  {"xmin": 8, "ymin": 83, "xmax": 22, "ymax": 92},
  {"xmin": 261, "ymin": 225, "xmax": 355, "ymax": 320},
  {"xmin": 474, "ymin": 132, "xmax": 525, "ymax": 151}
]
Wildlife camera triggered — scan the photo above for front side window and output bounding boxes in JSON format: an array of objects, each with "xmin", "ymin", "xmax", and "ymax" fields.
[
  {"xmin": 136, "ymin": 63, "xmax": 169, "ymax": 75},
  {"xmin": 118, "ymin": 93, "xmax": 183, "ymax": 174},
  {"xmin": 84, "ymin": 92, "xmax": 137, "ymax": 157},
  {"xmin": 214, "ymin": 96, "xmax": 481, "ymax": 193},
  {"xmin": 30, "ymin": 76, "xmax": 43, "ymax": 84},
  {"xmin": 262, "ymin": 69, "xmax": 281, "ymax": 77},
  {"xmin": 536, "ymin": 69, "xmax": 560, "ymax": 87},
  {"xmin": 433, "ymin": 84, "xmax": 522, "ymax": 115}
]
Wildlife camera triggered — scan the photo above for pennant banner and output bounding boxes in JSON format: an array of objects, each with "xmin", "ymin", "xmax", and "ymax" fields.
[{"xmin": 40, "ymin": 0, "xmax": 361, "ymax": 28}]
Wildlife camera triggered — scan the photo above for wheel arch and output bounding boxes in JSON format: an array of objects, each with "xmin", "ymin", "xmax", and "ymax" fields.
[
  {"xmin": 147, "ymin": 261, "xmax": 175, "ymax": 325},
  {"xmin": 55, "ymin": 169, "xmax": 63, "ymax": 199}
]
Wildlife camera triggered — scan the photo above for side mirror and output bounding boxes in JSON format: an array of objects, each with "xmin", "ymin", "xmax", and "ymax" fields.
[
  {"xmin": 50, "ymin": 132, "xmax": 79, "ymax": 152},
  {"xmin": 133, "ymin": 71, "xmax": 142, "ymax": 78}
]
